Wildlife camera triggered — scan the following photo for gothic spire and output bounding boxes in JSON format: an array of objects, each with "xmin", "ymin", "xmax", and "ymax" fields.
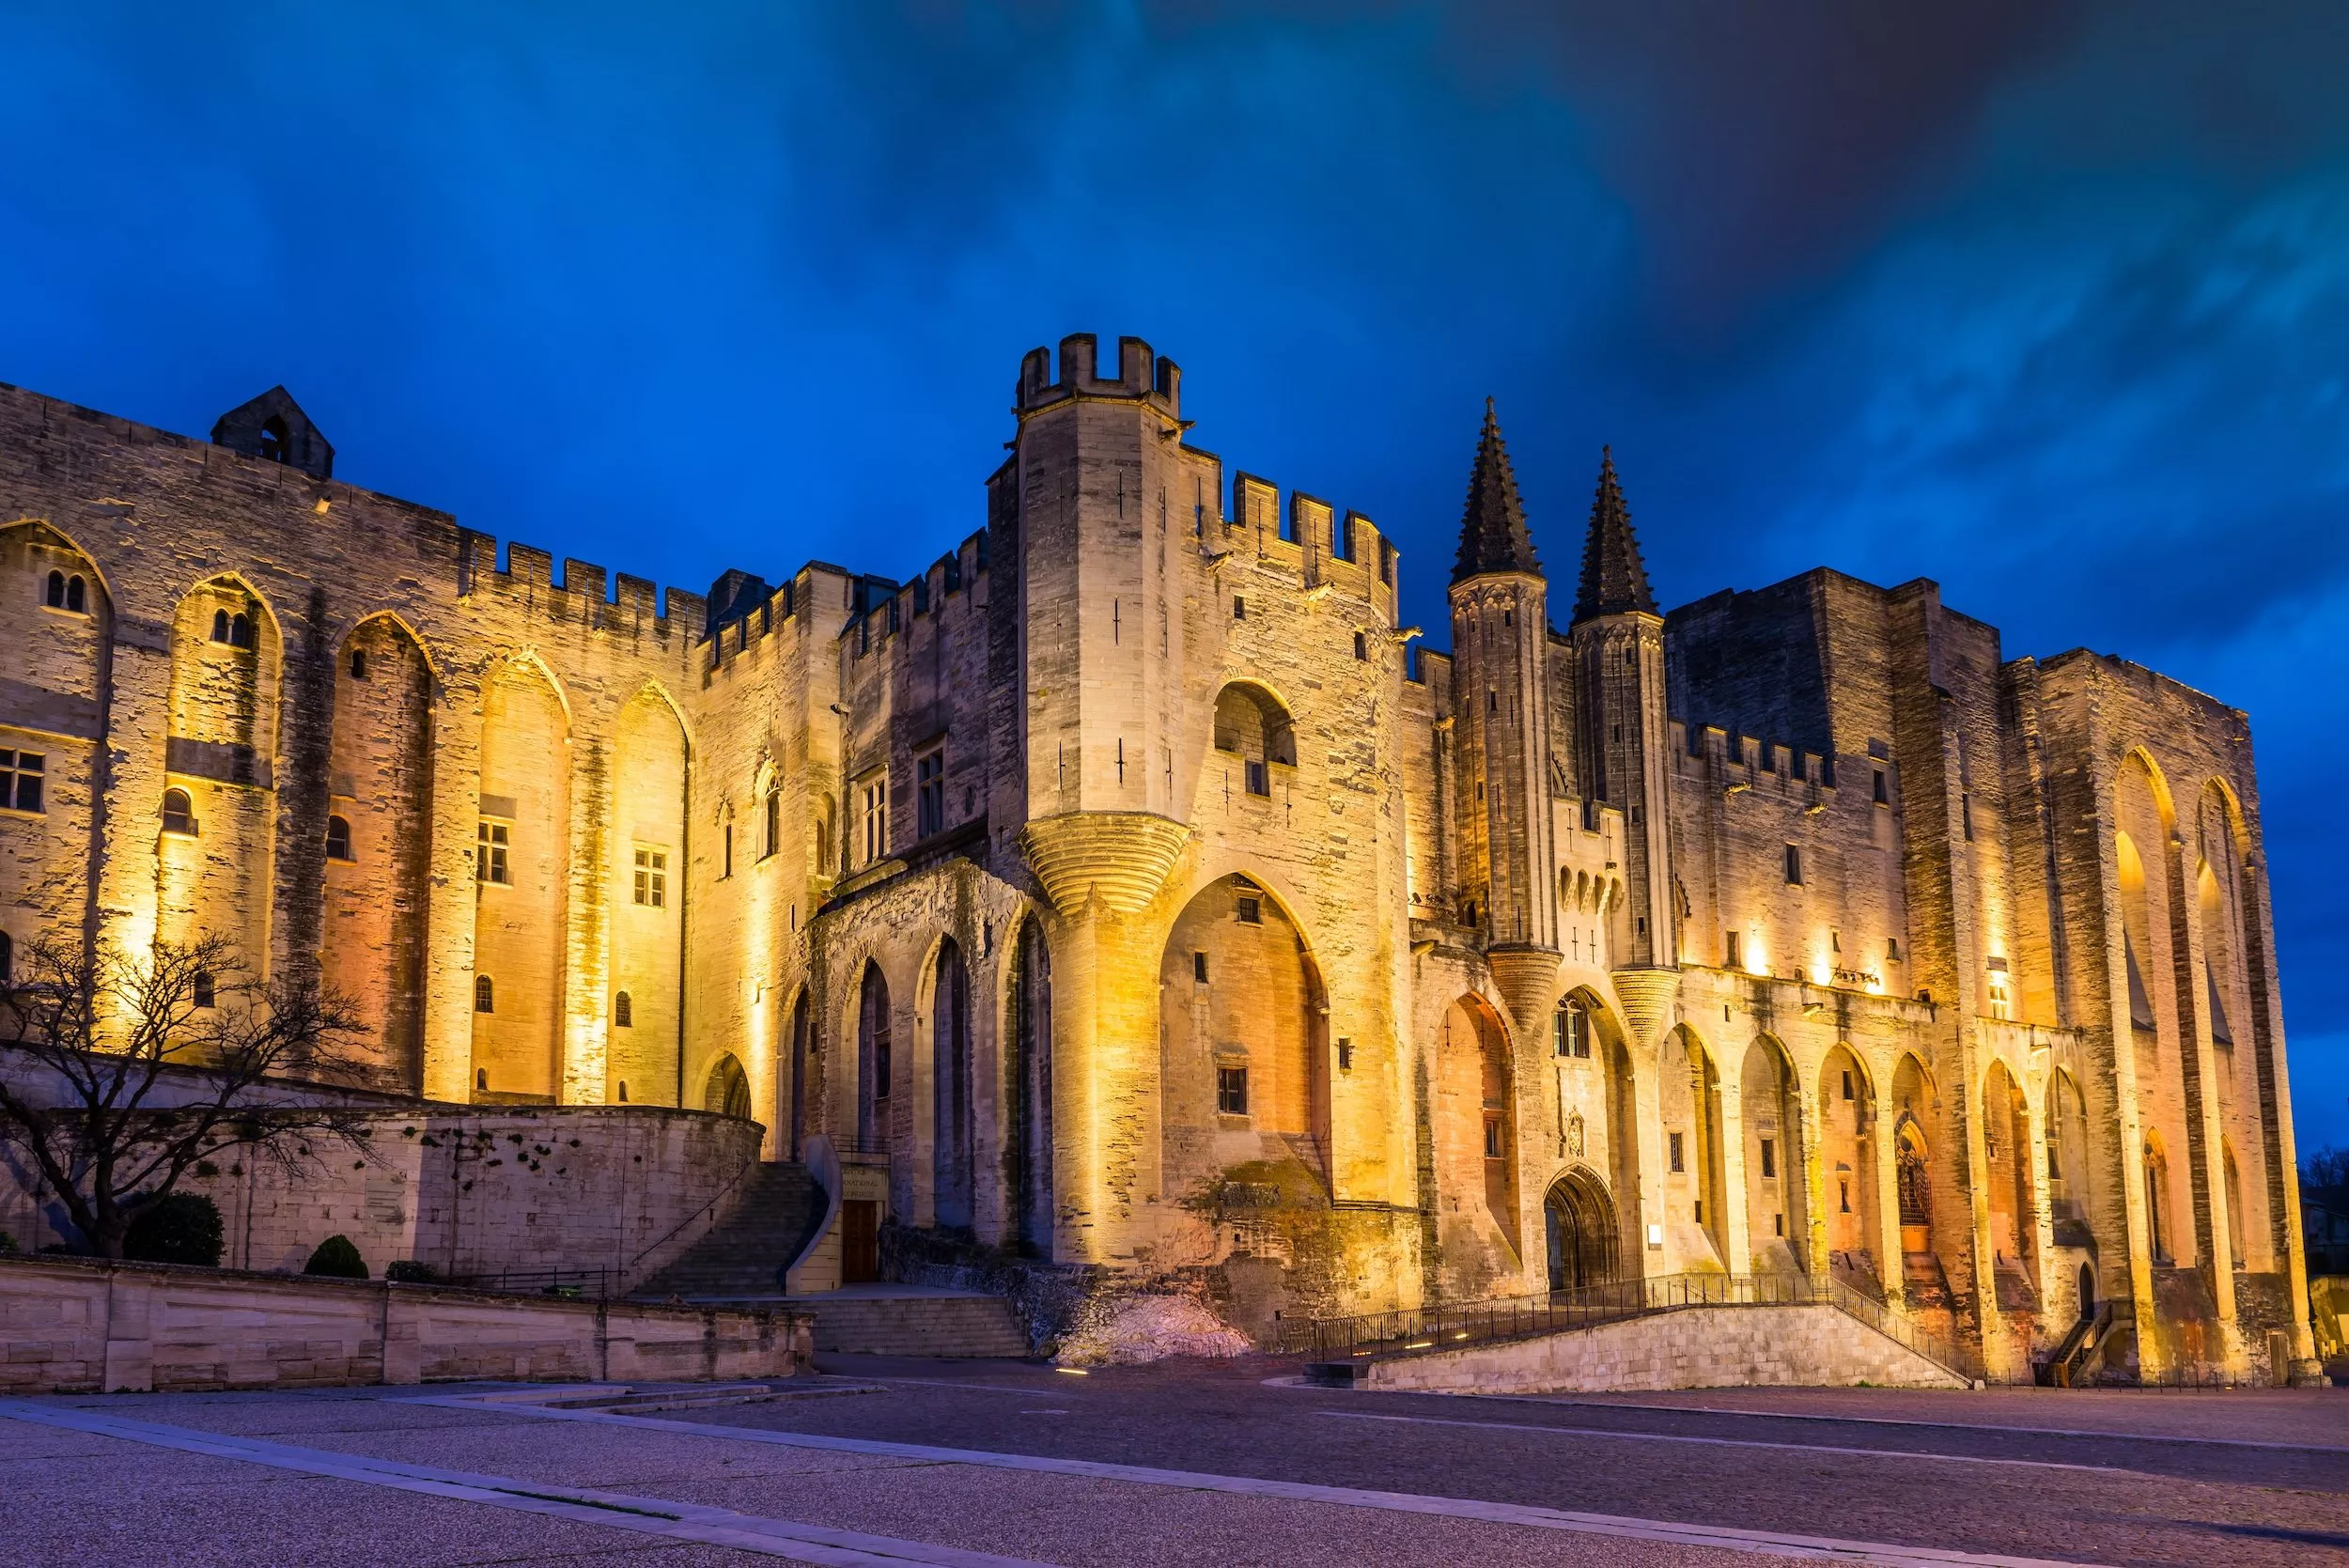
[
  {"xmin": 1451, "ymin": 397, "xmax": 1543, "ymax": 584},
  {"xmin": 1572, "ymin": 445, "xmax": 1657, "ymax": 624}
]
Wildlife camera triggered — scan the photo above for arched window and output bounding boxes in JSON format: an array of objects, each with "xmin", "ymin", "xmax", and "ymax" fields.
[
  {"xmin": 474, "ymin": 974, "xmax": 494, "ymax": 1013},
  {"xmin": 617, "ymin": 1079, "xmax": 629, "ymax": 1102},
  {"xmin": 66, "ymin": 575, "xmax": 85, "ymax": 613},
  {"xmin": 161, "ymin": 788, "xmax": 197, "ymax": 836},
  {"xmin": 324, "ymin": 815, "xmax": 353, "ymax": 861},
  {"xmin": 1211, "ymin": 683, "xmax": 1295, "ymax": 799},
  {"xmin": 764, "ymin": 782, "xmax": 782, "ymax": 859},
  {"xmin": 210, "ymin": 609, "xmax": 231, "ymax": 643},
  {"xmin": 258, "ymin": 415, "xmax": 288, "ymax": 464},
  {"xmin": 230, "ymin": 613, "xmax": 253, "ymax": 649},
  {"xmin": 350, "ymin": 649, "xmax": 367, "ymax": 680},
  {"xmin": 476, "ymin": 1066, "xmax": 489, "ymax": 1093},
  {"xmin": 43, "ymin": 569, "xmax": 64, "ymax": 607},
  {"xmin": 192, "ymin": 970, "xmax": 216, "ymax": 1009},
  {"xmin": 614, "ymin": 990, "xmax": 632, "ymax": 1028}
]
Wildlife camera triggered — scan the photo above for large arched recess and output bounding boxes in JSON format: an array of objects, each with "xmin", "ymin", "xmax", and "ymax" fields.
[
  {"xmin": 1816, "ymin": 1043, "xmax": 1881, "ymax": 1290},
  {"xmin": 1159, "ymin": 872, "xmax": 1330, "ymax": 1207},
  {"xmin": 929, "ymin": 936, "xmax": 975, "ymax": 1232},
  {"xmin": 1555, "ymin": 985, "xmax": 1638, "ymax": 1277},
  {"xmin": 159, "ymin": 575, "xmax": 283, "ymax": 966},
  {"xmin": 0, "ymin": 521, "xmax": 115, "ymax": 946},
  {"xmin": 1980, "ymin": 1056, "xmax": 2038, "ymax": 1293},
  {"xmin": 1004, "ymin": 914, "xmax": 1053, "ymax": 1256},
  {"xmin": 1660, "ymin": 1024, "xmax": 1727, "ymax": 1268},
  {"xmin": 1435, "ymin": 992, "xmax": 1518, "ymax": 1261},
  {"xmin": 319, "ymin": 613, "xmax": 435, "ymax": 1091},
  {"xmin": 610, "ymin": 686, "xmax": 687, "ymax": 1106},
  {"xmin": 471, "ymin": 656, "xmax": 570, "ymax": 1102},
  {"xmin": 2195, "ymin": 779, "xmax": 2275, "ymax": 1268},
  {"xmin": 1740, "ymin": 1033, "xmax": 1808, "ymax": 1273}
]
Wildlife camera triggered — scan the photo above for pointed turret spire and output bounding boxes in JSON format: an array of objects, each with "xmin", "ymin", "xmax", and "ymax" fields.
[
  {"xmin": 1451, "ymin": 397, "xmax": 1543, "ymax": 584},
  {"xmin": 1572, "ymin": 445, "xmax": 1657, "ymax": 624}
]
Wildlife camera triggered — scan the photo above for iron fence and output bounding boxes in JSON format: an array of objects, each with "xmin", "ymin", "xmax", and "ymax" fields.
[
  {"xmin": 1277, "ymin": 1269, "xmax": 1984, "ymax": 1384},
  {"xmin": 443, "ymin": 1265, "xmax": 616, "ymax": 1300}
]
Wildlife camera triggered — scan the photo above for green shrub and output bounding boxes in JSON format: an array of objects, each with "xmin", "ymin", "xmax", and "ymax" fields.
[
  {"xmin": 303, "ymin": 1234, "xmax": 368, "ymax": 1279},
  {"xmin": 0, "ymin": 1230, "xmax": 17, "ymax": 1253},
  {"xmin": 123, "ymin": 1193, "xmax": 225, "ymax": 1266},
  {"xmin": 383, "ymin": 1259, "xmax": 437, "ymax": 1284}
]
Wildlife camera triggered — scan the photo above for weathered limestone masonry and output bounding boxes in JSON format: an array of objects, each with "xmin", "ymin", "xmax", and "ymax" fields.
[
  {"xmin": 0, "ymin": 1105, "xmax": 759, "ymax": 1286},
  {"xmin": 0, "ymin": 333, "xmax": 2316, "ymax": 1382},
  {"xmin": 0, "ymin": 1253, "xmax": 811, "ymax": 1393}
]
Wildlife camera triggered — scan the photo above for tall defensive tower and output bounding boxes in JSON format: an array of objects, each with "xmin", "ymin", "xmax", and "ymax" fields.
[{"xmin": 1447, "ymin": 401, "xmax": 1561, "ymax": 1029}]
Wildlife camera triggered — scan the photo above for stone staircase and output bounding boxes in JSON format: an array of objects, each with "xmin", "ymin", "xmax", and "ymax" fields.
[
  {"xmin": 635, "ymin": 1162, "xmax": 822, "ymax": 1300},
  {"xmin": 804, "ymin": 1290, "xmax": 1032, "ymax": 1358}
]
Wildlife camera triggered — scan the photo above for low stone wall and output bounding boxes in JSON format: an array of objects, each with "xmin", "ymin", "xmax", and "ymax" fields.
[
  {"xmin": 0, "ymin": 1104, "xmax": 761, "ymax": 1290},
  {"xmin": 1361, "ymin": 1303, "xmax": 1968, "ymax": 1393},
  {"xmin": 0, "ymin": 1253, "xmax": 812, "ymax": 1394}
]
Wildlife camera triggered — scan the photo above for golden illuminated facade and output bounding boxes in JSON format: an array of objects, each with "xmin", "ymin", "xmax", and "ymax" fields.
[{"xmin": 0, "ymin": 337, "xmax": 2316, "ymax": 1381}]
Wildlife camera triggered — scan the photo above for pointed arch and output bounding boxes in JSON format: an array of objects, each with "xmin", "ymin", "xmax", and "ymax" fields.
[
  {"xmin": 1543, "ymin": 1166, "xmax": 1620, "ymax": 1291},
  {"xmin": 470, "ymin": 651, "xmax": 571, "ymax": 1103},
  {"xmin": 1662, "ymin": 1023, "xmax": 1728, "ymax": 1268},
  {"xmin": 928, "ymin": 934, "xmax": 974, "ymax": 1231},
  {"xmin": 1159, "ymin": 870, "xmax": 1332, "ymax": 1211},
  {"xmin": 610, "ymin": 684, "xmax": 687, "ymax": 1105},
  {"xmin": 1740, "ymin": 1032, "xmax": 1807, "ymax": 1272},
  {"xmin": 703, "ymin": 1051, "xmax": 753, "ymax": 1120},
  {"xmin": 320, "ymin": 612, "xmax": 436, "ymax": 1090},
  {"xmin": 1981, "ymin": 1056, "xmax": 2038, "ymax": 1290},
  {"xmin": 783, "ymin": 985, "xmax": 812, "ymax": 1159},
  {"xmin": 856, "ymin": 957, "xmax": 894, "ymax": 1152},
  {"xmin": 1817, "ymin": 1041, "xmax": 1881, "ymax": 1287},
  {"xmin": 1006, "ymin": 913, "xmax": 1053, "ymax": 1255}
]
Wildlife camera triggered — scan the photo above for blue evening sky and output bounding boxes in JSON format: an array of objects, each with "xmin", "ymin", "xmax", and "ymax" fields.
[{"xmin": 4, "ymin": 4, "xmax": 2343, "ymax": 1149}]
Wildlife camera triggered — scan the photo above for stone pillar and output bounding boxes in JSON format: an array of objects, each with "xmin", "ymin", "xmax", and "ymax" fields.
[
  {"xmin": 1019, "ymin": 811, "xmax": 1190, "ymax": 1266},
  {"xmin": 421, "ymin": 675, "xmax": 485, "ymax": 1104}
]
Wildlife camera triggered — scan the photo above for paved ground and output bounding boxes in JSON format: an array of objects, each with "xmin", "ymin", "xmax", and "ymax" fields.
[{"xmin": 3, "ymin": 1354, "xmax": 2342, "ymax": 1566}]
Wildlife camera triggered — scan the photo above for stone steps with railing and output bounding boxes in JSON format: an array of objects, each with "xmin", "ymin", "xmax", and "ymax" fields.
[{"xmin": 633, "ymin": 1162, "xmax": 824, "ymax": 1300}]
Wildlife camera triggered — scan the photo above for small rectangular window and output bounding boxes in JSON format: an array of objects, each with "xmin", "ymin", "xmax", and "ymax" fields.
[
  {"xmin": 475, "ymin": 820, "xmax": 510, "ymax": 885},
  {"xmin": 1236, "ymin": 895, "xmax": 1262, "ymax": 925},
  {"xmin": 1217, "ymin": 1065, "xmax": 1249, "ymax": 1115},
  {"xmin": 1244, "ymin": 760, "xmax": 1269, "ymax": 798},
  {"xmin": 0, "ymin": 749, "xmax": 44, "ymax": 814},
  {"xmin": 723, "ymin": 822, "xmax": 733, "ymax": 878},
  {"xmin": 1784, "ymin": 844, "xmax": 1802, "ymax": 885},
  {"xmin": 916, "ymin": 750, "xmax": 946, "ymax": 838},
  {"xmin": 1842, "ymin": 1070, "xmax": 1854, "ymax": 1102},
  {"xmin": 1888, "ymin": 937, "xmax": 1902, "ymax": 961},
  {"xmin": 1484, "ymin": 1115, "xmax": 1504, "ymax": 1159},
  {"xmin": 1724, "ymin": 930, "xmax": 1742, "ymax": 969},
  {"xmin": 1873, "ymin": 768, "xmax": 1889, "ymax": 805},
  {"xmin": 1760, "ymin": 1137, "xmax": 1776, "ymax": 1180},
  {"xmin": 632, "ymin": 846, "xmax": 667, "ymax": 908},
  {"xmin": 1669, "ymin": 1131, "xmax": 1685, "ymax": 1172},
  {"xmin": 1192, "ymin": 951, "xmax": 1208, "ymax": 983},
  {"xmin": 1337, "ymin": 1037, "xmax": 1353, "ymax": 1071},
  {"xmin": 1961, "ymin": 792, "xmax": 1974, "ymax": 841},
  {"xmin": 1233, "ymin": 595, "xmax": 1246, "ymax": 620},
  {"xmin": 1353, "ymin": 631, "xmax": 1367, "ymax": 660}
]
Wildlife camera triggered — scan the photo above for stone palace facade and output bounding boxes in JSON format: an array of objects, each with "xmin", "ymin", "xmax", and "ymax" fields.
[{"xmin": 0, "ymin": 334, "xmax": 2316, "ymax": 1379}]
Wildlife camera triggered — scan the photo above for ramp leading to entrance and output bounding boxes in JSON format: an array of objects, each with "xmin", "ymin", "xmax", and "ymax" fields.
[{"xmin": 1293, "ymin": 1272, "xmax": 1979, "ymax": 1393}]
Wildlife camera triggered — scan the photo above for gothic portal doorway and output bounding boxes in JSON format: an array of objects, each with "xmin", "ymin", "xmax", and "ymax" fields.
[{"xmin": 1543, "ymin": 1169, "xmax": 1619, "ymax": 1293}]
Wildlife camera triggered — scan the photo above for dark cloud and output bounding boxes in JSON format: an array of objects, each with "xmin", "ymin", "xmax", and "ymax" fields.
[{"xmin": 1442, "ymin": 2, "xmax": 2086, "ymax": 333}]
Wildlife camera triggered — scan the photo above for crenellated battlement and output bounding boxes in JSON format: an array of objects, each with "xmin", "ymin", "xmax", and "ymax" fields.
[
  {"xmin": 1016, "ymin": 332, "xmax": 1181, "ymax": 419},
  {"xmin": 455, "ymin": 528, "xmax": 704, "ymax": 642},
  {"xmin": 1667, "ymin": 718, "xmax": 1843, "ymax": 794},
  {"xmin": 1225, "ymin": 472, "xmax": 1396, "ymax": 597}
]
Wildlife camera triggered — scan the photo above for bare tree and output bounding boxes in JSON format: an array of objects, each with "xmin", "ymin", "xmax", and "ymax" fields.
[
  {"xmin": 0, "ymin": 933, "xmax": 372, "ymax": 1260},
  {"xmin": 2305, "ymin": 1145, "xmax": 2349, "ymax": 1206}
]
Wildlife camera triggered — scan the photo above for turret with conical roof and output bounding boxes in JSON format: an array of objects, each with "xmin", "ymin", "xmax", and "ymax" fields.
[
  {"xmin": 1568, "ymin": 447, "xmax": 1676, "ymax": 970},
  {"xmin": 1446, "ymin": 399, "xmax": 1560, "ymax": 993},
  {"xmin": 1573, "ymin": 446, "xmax": 1656, "ymax": 624},
  {"xmin": 1453, "ymin": 398, "xmax": 1543, "ymax": 584}
]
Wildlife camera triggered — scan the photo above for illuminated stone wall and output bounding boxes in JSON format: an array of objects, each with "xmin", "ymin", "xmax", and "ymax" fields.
[{"xmin": 0, "ymin": 339, "xmax": 2315, "ymax": 1382}]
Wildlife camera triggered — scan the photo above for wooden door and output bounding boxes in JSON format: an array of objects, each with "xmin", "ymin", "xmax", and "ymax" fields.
[{"xmin": 841, "ymin": 1199, "xmax": 880, "ymax": 1283}]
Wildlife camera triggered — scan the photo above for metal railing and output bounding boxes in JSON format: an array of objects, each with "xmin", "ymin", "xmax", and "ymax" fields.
[
  {"xmin": 1278, "ymin": 1270, "xmax": 1983, "ymax": 1384},
  {"xmin": 444, "ymin": 1265, "xmax": 616, "ymax": 1300}
]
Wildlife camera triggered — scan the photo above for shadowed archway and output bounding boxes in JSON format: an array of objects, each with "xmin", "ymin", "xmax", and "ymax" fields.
[{"xmin": 1543, "ymin": 1168, "xmax": 1620, "ymax": 1293}]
